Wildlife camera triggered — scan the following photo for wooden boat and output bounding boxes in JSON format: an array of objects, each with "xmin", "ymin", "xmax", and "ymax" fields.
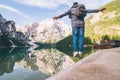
[
  {"xmin": 93, "ymin": 44, "xmax": 113, "ymax": 49},
  {"xmin": 93, "ymin": 40, "xmax": 115, "ymax": 49}
]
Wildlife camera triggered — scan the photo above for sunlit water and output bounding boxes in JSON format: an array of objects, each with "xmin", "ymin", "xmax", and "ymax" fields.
[{"xmin": 0, "ymin": 46, "xmax": 97, "ymax": 80}]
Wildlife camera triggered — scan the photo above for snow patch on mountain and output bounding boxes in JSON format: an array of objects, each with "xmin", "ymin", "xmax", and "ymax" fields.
[{"xmin": 19, "ymin": 19, "xmax": 71, "ymax": 43}]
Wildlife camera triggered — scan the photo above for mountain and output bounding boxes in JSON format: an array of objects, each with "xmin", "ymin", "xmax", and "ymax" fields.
[
  {"xmin": 19, "ymin": 19, "xmax": 71, "ymax": 43},
  {"xmin": 85, "ymin": 0, "xmax": 120, "ymax": 43},
  {"xmin": 57, "ymin": 0, "xmax": 120, "ymax": 46}
]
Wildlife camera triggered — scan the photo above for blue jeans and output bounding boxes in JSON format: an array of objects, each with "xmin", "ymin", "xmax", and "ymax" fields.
[{"xmin": 72, "ymin": 27, "xmax": 84, "ymax": 52}]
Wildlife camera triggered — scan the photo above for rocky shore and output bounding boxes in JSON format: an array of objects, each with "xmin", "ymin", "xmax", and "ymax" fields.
[{"xmin": 46, "ymin": 48, "xmax": 120, "ymax": 80}]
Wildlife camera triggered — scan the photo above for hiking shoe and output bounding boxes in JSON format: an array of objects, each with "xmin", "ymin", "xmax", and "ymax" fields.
[
  {"xmin": 73, "ymin": 51, "xmax": 79, "ymax": 57},
  {"xmin": 78, "ymin": 51, "xmax": 83, "ymax": 57}
]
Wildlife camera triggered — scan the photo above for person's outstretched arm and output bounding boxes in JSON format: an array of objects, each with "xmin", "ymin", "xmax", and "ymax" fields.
[
  {"xmin": 53, "ymin": 10, "xmax": 71, "ymax": 20},
  {"xmin": 80, "ymin": 8, "xmax": 106, "ymax": 13}
]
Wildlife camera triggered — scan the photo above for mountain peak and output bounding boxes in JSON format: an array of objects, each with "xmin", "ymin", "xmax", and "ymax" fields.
[{"xmin": 19, "ymin": 19, "xmax": 71, "ymax": 43}]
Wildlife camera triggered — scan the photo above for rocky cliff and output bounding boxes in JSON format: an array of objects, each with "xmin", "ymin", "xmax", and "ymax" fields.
[{"xmin": 19, "ymin": 19, "xmax": 71, "ymax": 43}]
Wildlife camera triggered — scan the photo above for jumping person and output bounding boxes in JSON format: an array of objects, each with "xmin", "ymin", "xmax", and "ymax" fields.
[{"xmin": 53, "ymin": 2, "xmax": 106, "ymax": 57}]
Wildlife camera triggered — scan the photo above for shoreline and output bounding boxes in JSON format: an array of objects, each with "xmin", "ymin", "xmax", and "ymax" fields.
[{"xmin": 46, "ymin": 47, "xmax": 120, "ymax": 80}]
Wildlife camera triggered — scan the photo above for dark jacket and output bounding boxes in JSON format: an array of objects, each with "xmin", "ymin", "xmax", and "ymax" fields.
[
  {"xmin": 0, "ymin": 14, "xmax": 6, "ymax": 25},
  {"xmin": 58, "ymin": 6, "xmax": 99, "ymax": 27}
]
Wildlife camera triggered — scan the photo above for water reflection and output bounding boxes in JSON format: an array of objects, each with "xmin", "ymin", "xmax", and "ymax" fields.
[
  {"xmin": 0, "ymin": 47, "xmax": 74, "ymax": 80},
  {"xmin": 0, "ymin": 47, "xmax": 28, "ymax": 75},
  {"xmin": 56, "ymin": 45, "xmax": 97, "ymax": 61}
]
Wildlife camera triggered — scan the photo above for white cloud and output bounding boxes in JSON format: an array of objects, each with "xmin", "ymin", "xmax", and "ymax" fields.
[
  {"xmin": 12, "ymin": 0, "xmax": 71, "ymax": 9},
  {"xmin": 67, "ymin": 0, "xmax": 113, "ymax": 9},
  {"xmin": 0, "ymin": 4, "xmax": 29, "ymax": 19},
  {"xmin": 13, "ymin": 0, "xmax": 113, "ymax": 9}
]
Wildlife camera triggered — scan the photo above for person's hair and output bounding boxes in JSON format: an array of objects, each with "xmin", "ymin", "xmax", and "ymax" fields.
[
  {"xmin": 73, "ymin": 2, "xmax": 78, "ymax": 5},
  {"xmin": 72, "ymin": 2, "xmax": 78, "ymax": 8}
]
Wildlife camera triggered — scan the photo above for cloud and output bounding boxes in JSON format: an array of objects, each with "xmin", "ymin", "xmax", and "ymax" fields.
[
  {"xmin": 13, "ymin": 0, "xmax": 113, "ymax": 9},
  {"xmin": 0, "ymin": 4, "xmax": 29, "ymax": 19},
  {"xmin": 67, "ymin": 0, "xmax": 113, "ymax": 8},
  {"xmin": 12, "ymin": 0, "xmax": 71, "ymax": 9}
]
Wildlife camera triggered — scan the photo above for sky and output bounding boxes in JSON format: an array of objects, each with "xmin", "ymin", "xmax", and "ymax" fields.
[{"xmin": 0, "ymin": 0, "xmax": 113, "ymax": 27}]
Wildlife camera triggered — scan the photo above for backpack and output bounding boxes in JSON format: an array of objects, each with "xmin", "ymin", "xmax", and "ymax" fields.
[{"xmin": 69, "ymin": 4, "xmax": 87, "ymax": 18}]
